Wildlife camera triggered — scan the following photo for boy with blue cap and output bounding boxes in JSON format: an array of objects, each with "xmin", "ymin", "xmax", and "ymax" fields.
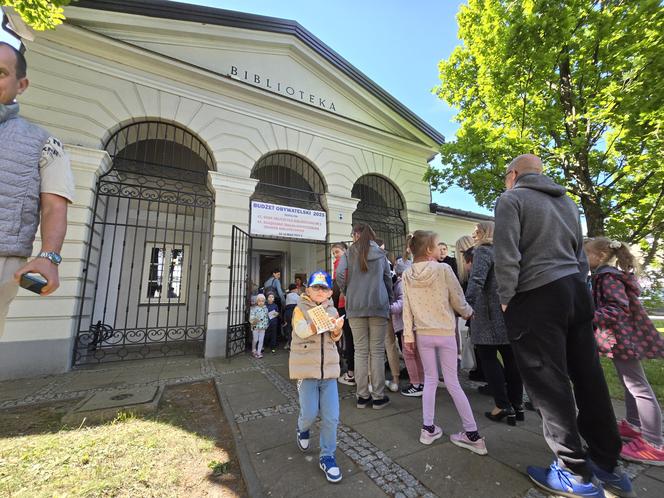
[{"xmin": 290, "ymin": 270, "xmax": 345, "ymax": 483}]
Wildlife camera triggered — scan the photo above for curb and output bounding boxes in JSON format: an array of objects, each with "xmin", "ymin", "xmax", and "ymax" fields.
[{"xmin": 213, "ymin": 378, "xmax": 266, "ymax": 498}]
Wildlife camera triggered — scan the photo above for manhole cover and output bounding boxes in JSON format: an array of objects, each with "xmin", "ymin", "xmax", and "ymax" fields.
[{"xmin": 110, "ymin": 393, "xmax": 134, "ymax": 401}]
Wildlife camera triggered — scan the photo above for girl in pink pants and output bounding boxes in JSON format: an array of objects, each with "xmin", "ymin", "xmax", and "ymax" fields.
[{"xmin": 402, "ymin": 231, "xmax": 487, "ymax": 455}]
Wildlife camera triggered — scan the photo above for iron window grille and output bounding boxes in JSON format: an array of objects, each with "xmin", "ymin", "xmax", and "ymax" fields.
[
  {"xmin": 250, "ymin": 152, "xmax": 326, "ymax": 211},
  {"xmin": 352, "ymin": 174, "xmax": 408, "ymax": 257}
]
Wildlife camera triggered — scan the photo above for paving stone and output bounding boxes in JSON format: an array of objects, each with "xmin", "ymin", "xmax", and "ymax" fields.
[
  {"xmin": 221, "ymin": 375, "xmax": 275, "ymax": 398},
  {"xmin": 238, "ymin": 413, "xmax": 298, "ymax": 453},
  {"xmin": 338, "ymin": 396, "xmax": 397, "ymax": 426},
  {"xmin": 354, "ymin": 413, "xmax": 425, "ymax": 459},
  {"xmin": 298, "ymin": 470, "xmax": 386, "ymax": 498},
  {"xmin": 218, "ymin": 369, "xmax": 266, "ymax": 387},
  {"xmin": 478, "ymin": 422, "xmax": 552, "ymax": 473},
  {"xmin": 645, "ymin": 465, "xmax": 664, "ymax": 483},
  {"xmin": 0, "ymin": 376, "xmax": 53, "ymax": 401},
  {"xmin": 251, "ymin": 442, "xmax": 358, "ymax": 497},
  {"xmin": 62, "ymin": 385, "xmax": 163, "ymax": 424},
  {"xmin": 397, "ymin": 441, "xmax": 532, "ymax": 498},
  {"xmin": 226, "ymin": 389, "xmax": 288, "ymax": 414},
  {"xmin": 632, "ymin": 473, "xmax": 664, "ymax": 498}
]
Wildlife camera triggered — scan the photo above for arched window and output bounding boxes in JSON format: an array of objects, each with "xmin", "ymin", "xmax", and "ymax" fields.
[
  {"xmin": 105, "ymin": 121, "xmax": 215, "ymax": 185},
  {"xmin": 251, "ymin": 152, "xmax": 326, "ymax": 211},
  {"xmin": 352, "ymin": 174, "xmax": 407, "ymax": 257}
]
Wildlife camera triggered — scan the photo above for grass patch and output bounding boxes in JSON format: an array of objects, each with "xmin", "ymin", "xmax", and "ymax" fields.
[
  {"xmin": 601, "ymin": 357, "xmax": 664, "ymax": 402},
  {"xmin": 652, "ymin": 319, "xmax": 664, "ymax": 333},
  {"xmin": 0, "ymin": 382, "xmax": 245, "ymax": 498}
]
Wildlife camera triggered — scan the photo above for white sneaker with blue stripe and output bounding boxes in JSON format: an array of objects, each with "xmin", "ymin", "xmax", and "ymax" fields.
[
  {"xmin": 319, "ymin": 455, "xmax": 342, "ymax": 483},
  {"xmin": 296, "ymin": 429, "xmax": 310, "ymax": 452}
]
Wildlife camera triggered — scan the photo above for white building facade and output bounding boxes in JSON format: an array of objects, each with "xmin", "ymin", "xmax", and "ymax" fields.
[{"xmin": 0, "ymin": 0, "xmax": 490, "ymax": 379}]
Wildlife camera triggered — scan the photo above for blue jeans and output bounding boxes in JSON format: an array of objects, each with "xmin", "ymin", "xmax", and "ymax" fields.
[{"xmin": 298, "ymin": 378, "xmax": 339, "ymax": 457}]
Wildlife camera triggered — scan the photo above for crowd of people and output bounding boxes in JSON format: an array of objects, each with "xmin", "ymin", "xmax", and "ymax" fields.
[{"xmin": 273, "ymin": 154, "xmax": 663, "ymax": 498}]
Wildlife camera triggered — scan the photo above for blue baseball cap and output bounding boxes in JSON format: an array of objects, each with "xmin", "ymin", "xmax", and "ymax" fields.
[{"xmin": 308, "ymin": 270, "xmax": 333, "ymax": 289}]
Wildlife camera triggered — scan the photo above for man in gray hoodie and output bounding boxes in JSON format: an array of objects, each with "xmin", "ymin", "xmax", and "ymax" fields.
[{"xmin": 494, "ymin": 155, "xmax": 631, "ymax": 498}]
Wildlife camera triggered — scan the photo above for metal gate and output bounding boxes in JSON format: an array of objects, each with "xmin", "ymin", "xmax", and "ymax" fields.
[
  {"xmin": 73, "ymin": 121, "xmax": 215, "ymax": 365},
  {"xmin": 352, "ymin": 174, "xmax": 408, "ymax": 258},
  {"xmin": 226, "ymin": 225, "xmax": 253, "ymax": 357}
]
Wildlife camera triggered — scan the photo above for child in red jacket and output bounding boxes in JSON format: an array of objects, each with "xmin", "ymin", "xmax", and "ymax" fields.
[{"xmin": 585, "ymin": 237, "xmax": 664, "ymax": 465}]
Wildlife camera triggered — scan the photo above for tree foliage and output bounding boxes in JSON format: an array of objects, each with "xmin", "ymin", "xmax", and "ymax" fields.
[
  {"xmin": 2, "ymin": 1, "xmax": 71, "ymax": 31},
  {"xmin": 428, "ymin": 0, "xmax": 664, "ymax": 270}
]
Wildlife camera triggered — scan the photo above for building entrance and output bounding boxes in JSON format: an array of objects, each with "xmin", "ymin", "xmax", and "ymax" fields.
[{"xmin": 226, "ymin": 228, "xmax": 334, "ymax": 358}]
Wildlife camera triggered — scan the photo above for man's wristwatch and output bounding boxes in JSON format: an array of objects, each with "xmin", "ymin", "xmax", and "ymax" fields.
[{"xmin": 37, "ymin": 251, "xmax": 62, "ymax": 266}]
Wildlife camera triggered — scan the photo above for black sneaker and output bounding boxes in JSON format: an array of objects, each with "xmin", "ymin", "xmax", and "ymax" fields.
[
  {"xmin": 468, "ymin": 370, "xmax": 485, "ymax": 382},
  {"xmin": 401, "ymin": 384, "xmax": 424, "ymax": 397},
  {"xmin": 356, "ymin": 396, "xmax": 372, "ymax": 409},
  {"xmin": 477, "ymin": 384, "xmax": 491, "ymax": 396},
  {"xmin": 372, "ymin": 396, "xmax": 390, "ymax": 410}
]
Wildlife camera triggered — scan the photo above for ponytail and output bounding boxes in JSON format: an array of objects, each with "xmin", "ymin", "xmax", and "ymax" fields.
[
  {"xmin": 585, "ymin": 237, "xmax": 640, "ymax": 274},
  {"xmin": 402, "ymin": 233, "xmax": 414, "ymax": 261},
  {"xmin": 350, "ymin": 223, "xmax": 376, "ymax": 272}
]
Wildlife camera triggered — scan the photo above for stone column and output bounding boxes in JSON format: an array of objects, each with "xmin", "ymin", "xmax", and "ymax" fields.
[
  {"xmin": 406, "ymin": 209, "xmax": 439, "ymax": 233},
  {"xmin": 324, "ymin": 193, "xmax": 359, "ymax": 244},
  {"xmin": 0, "ymin": 146, "xmax": 111, "ymax": 379},
  {"xmin": 205, "ymin": 171, "xmax": 258, "ymax": 358}
]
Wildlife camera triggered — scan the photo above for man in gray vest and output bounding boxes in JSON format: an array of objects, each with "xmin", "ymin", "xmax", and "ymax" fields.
[{"xmin": 0, "ymin": 42, "xmax": 75, "ymax": 336}]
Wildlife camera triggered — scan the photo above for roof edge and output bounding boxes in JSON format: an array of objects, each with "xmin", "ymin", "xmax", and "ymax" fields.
[
  {"xmin": 74, "ymin": 0, "xmax": 445, "ymax": 146},
  {"xmin": 430, "ymin": 203, "xmax": 494, "ymax": 222}
]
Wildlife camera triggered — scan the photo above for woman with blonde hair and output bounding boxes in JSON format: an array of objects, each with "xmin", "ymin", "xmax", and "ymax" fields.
[
  {"xmin": 466, "ymin": 221, "xmax": 524, "ymax": 424},
  {"xmin": 455, "ymin": 235, "xmax": 475, "ymax": 286}
]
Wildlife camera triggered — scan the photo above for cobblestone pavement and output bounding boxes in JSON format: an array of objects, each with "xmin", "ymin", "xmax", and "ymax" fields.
[{"xmin": 1, "ymin": 352, "xmax": 662, "ymax": 497}]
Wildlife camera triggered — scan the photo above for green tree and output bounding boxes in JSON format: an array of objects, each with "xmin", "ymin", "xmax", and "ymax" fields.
[
  {"xmin": 428, "ymin": 0, "xmax": 664, "ymax": 269},
  {"xmin": 2, "ymin": 1, "xmax": 71, "ymax": 31}
]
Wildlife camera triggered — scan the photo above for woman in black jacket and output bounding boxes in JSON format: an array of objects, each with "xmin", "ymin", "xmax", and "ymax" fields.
[{"xmin": 465, "ymin": 222, "xmax": 524, "ymax": 425}]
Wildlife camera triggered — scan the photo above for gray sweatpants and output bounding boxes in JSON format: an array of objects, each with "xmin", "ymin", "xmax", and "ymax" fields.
[
  {"xmin": 351, "ymin": 316, "xmax": 387, "ymax": 400},
  {"xmin": 614, "ymin": 358, "xmax": 663, "ymax": 446}
]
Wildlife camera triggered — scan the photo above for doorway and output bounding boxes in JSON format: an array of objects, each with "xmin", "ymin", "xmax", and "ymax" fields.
[{"xmin": 258, "ymin": 253, "xmax": 284, "ymax": 291}]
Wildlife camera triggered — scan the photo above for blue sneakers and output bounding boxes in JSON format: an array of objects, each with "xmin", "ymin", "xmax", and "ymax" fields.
[
  {"xmin": 588, "ymin": 460, "xmax": 636, "ymax": 498},
  {"xmin": 296, "ymin": 429, "xmax": 310, "ymax": 452},
  {"xmin": 527, "ymin": 462, "xmax": 605, "ymax": 498},
  {"xmin": 319, "ymin": 455, "xmax": 342, "ymax": 483}
]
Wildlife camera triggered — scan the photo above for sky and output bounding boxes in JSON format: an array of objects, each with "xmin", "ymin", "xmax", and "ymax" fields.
[{"xmin": 1, "ymin": 1, "xmax": 490, "ymax": 215}]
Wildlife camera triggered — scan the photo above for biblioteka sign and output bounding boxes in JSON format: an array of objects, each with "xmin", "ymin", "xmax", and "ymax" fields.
[
  {"xmin": 230, "ymin": 66, "xmax": 337, "ymax": 112},
  {"xmin": 250, "ymin": 201, "xmax": 327, "ymax": 241}
]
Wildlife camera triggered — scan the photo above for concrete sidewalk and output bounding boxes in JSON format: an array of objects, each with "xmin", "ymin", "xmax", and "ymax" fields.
[{"xmin": 1, "ymin": 351, "xmax": 662, "ymax": 497}]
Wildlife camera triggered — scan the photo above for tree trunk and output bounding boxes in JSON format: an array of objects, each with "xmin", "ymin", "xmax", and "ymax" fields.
[{"xmin": 579, "ymin": 196, "xmax": 606, "ymax": 237}]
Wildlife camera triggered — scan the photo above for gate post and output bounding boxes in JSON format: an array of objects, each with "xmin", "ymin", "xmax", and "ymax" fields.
[
  {"xmin": 0, "ymin": 147, "xmax": 111, "ymax": 379},
  {"xmin": 206, "ymin": 171, "xmax": 258, "ymax": 358}
]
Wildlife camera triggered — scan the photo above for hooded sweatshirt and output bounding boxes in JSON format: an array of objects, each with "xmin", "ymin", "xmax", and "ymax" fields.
[
  {"xmin": 401, "ymin": 261, "xmax": 473, "ymax": 343},
  {"xmin": 335, "ymin": 241, "xmax": 394, "ymax": 319},
  {"xmin": 494, "ymin": 173, "xmax": 589, "ymax": 305},
  {"xmin": 591, "ymin": 265, "xmax": 664, "ymax": 360}
]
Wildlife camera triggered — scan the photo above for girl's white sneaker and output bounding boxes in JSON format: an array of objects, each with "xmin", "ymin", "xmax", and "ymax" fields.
[{"xmin": 419, "ymin": 425, "xmax": 443, "ymax": 445}]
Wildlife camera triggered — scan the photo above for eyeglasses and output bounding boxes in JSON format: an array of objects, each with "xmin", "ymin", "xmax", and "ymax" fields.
[
  {"xmin": 503, "ymin": 170, "xmax": 514, "ymax": 179},
  {"xmin": 310, "ymin": 285, "xmax": 329, "ymax": 291}
]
